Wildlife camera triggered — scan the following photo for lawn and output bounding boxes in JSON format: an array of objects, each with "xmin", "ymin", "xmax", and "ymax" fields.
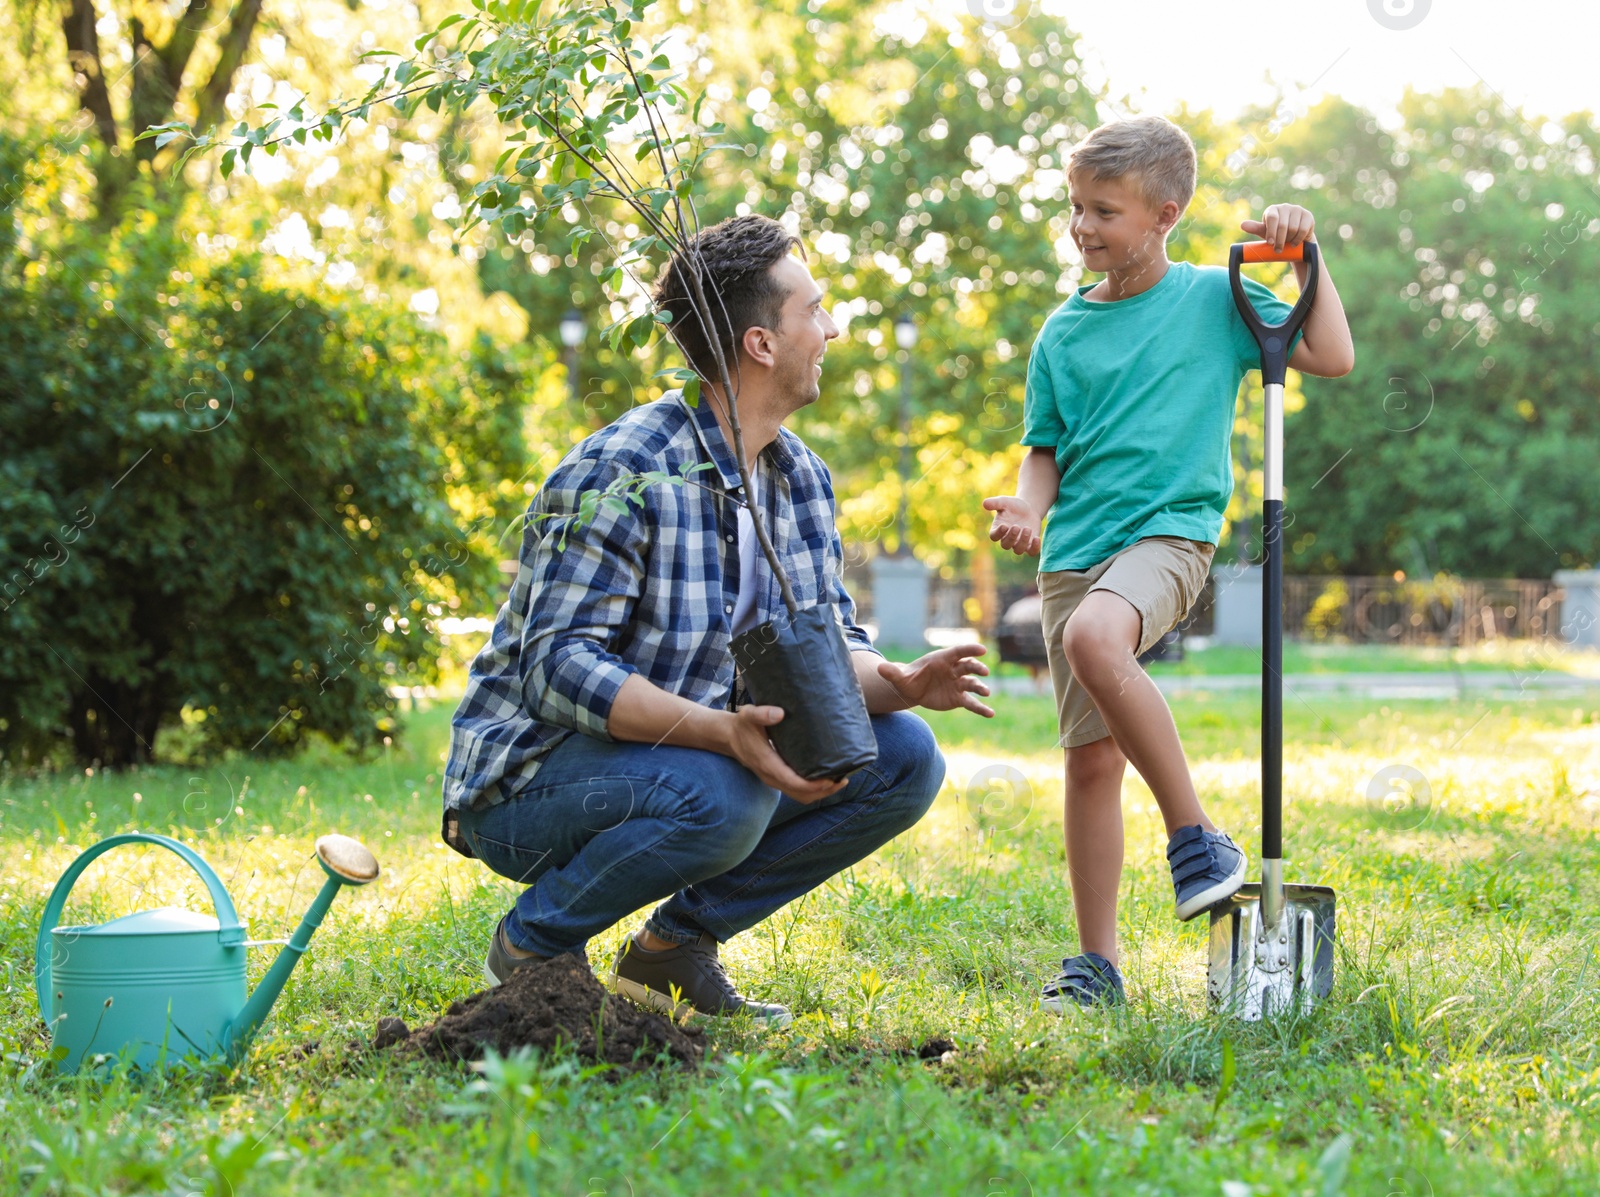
[
  {"xmin": 1146, "ymin": 639, "xmax": 1600, "ymax": 678},
  {"xmin": 6, "ymin": 681, "xmax": 1600, "ymax": 1195}
]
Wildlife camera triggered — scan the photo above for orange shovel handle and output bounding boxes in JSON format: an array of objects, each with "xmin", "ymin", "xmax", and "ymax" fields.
[{"xmin": 1239, "ymin": 241, "xmax": 1306, "ymax": 264}]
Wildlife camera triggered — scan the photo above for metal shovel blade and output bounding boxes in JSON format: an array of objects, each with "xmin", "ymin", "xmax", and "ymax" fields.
[{"xmin": 1207, "ymin": 881, "xmax": 1336, "ymax": 1020}]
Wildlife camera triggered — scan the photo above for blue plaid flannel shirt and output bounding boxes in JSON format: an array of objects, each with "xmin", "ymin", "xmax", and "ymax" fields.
[{"xmin": 441, "ymin": 389, "xmax": 879, "ymax": 854}]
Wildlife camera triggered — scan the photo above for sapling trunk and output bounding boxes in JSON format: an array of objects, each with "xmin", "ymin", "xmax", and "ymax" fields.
[
  {"xmin": 684, "ymin": 258, "xmax": 800, "ymax": 618},
  {"xmin": 676, "ymin": 251, "xmax": 873, "ymax": 780}
]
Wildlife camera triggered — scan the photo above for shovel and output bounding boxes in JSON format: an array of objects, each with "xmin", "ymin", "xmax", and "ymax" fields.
[{"xmin": 1207, "ymin": 240, "xmax": 1337, "ymax": 1020}]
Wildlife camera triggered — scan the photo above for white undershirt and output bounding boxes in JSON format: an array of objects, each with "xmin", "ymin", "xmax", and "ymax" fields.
[{"xmin": 730, "ymin": 471, "xmax": 764, "ymax": 637}]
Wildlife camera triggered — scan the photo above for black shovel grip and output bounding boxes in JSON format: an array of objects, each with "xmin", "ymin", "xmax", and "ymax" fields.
[{"xmin": 1228, "ymin": 241, "xmax": 1320, "ymax": 388}]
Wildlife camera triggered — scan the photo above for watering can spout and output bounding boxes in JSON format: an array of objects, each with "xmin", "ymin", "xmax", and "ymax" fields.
[{"xmin": 224, "ymin": 834, "xmax": 380, "ymax": 1059}]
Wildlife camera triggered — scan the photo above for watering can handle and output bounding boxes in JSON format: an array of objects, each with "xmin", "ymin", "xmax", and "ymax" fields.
[{"xmin": 34, "ymin": 832, "xmax": 245, "ymax": 1024}]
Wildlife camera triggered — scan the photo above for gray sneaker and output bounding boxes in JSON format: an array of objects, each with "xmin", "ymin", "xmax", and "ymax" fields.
[
  {"xmin": 484, "ymin": 915, "xmax": 548, "ymax": 986},
  {"xmin": 610, "ymin": 933, "xmax": 793, "ymax": 1027}
]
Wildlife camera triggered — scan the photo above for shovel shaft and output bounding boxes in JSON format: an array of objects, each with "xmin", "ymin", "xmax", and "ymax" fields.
[
  {"xmin": 1263, "ymin": 383, "xmax": 1284, "ymax": 913},
  {"xmin": 1262, "ymin": 495, "xmax": 1283, "ymax": 862},
  {"xmin": 1216, "ymin": 242, "xmax": 1337, "ymax": 1018},
  {"xmin": 1230, "ymin": 243, "xmax": 1317, "ymax": 869}
]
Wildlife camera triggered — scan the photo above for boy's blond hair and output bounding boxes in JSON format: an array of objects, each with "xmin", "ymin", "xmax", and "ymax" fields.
[{"xmin": 1068, "ymin": 116, "xmax": 1196, "ymax": 212}]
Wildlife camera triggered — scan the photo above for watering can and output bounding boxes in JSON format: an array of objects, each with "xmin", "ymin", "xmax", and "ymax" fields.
[{"xmin": 35, "ymin": 831, "xmax": 379, "ymax": 1072}]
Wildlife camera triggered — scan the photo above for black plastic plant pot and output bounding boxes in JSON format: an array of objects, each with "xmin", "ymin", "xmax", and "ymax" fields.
[{"xmin": 729, "ymin": 603, "xmax": 878, "ymax": 782}]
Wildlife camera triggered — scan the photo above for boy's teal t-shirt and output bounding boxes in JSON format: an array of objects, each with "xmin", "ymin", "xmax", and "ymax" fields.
[{"xmin": 1022, "ymin": 260, "xmax": 1299, "ymax": 572}]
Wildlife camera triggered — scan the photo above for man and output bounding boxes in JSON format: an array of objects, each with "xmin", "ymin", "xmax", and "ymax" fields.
[{"xmin": 442, "ymin": 214, "xmax": 994, "ymax": 1026}]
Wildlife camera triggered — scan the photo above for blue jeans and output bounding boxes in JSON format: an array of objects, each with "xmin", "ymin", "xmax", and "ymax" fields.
[{"xmin": 455, "ymin": 711, "xmax": 945, "ymax": 956}]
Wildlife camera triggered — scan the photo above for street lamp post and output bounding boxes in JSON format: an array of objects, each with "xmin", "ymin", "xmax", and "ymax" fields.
[
  {"xmin": 559, "ymin": 308, "xmax": 585, "ymax": 409},
  {"xmin": 871, "ymin": 312, "xmax": 930, "ymax": 649},
  {"xmin": 893, "ymin": 312, "xmax": 917, "ymax": 555}
]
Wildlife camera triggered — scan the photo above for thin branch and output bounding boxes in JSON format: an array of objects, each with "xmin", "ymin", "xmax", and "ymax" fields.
[
  {"xmin": 685, "ymin": 261, "xmax": 797, "ymax": 614},
  {"xmin": 574, "ymin": 196, "xmax": 654, "ymax": 297},
  {"xmin": 616, "ymin": 38, "xmax": 688, "ymax": 250},
  {"xmin": 526, "ymin": 105, "xmax": 683, "ymax": 251}
]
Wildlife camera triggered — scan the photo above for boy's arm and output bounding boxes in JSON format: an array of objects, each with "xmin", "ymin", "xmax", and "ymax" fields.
[
  {"xmin": 983, "ymin": 447, "xmax": 1061, "ymax": 556},
  {"xmin": 1017, "ymin": 447, "xmax": 1062, "ymax": 524},
  {"xmin": 1243, "ymin": 206, "xmax": 1356, "ymax": 378}
]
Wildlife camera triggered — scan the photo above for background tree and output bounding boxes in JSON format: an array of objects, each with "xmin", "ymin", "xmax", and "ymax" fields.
[
  {"xmin": 0, "ymin": 141, "xmax": 530, "ymax": 767},
  {"xmin": 16, "ymin": 0, "xmax": 269, "ymax": 221},
  {"xmin": 1235, "ymin": 89, "xmax": 1600, "ymax": 577}
]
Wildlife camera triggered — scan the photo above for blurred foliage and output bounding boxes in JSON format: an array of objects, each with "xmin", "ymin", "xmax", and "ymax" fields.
[
  {"xmin": 0, "ymin": 132, "xmax": 531, "ymax": 768},
  {"xmin": 1234, "ymin": 89, "xmax": 1600, "ymax": 577},
  {"xmin": 5, "ymin": 0, "xmax": 1600, "ymax": 771}
]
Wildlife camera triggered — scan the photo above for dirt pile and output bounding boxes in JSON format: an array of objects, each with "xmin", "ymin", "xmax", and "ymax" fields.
[{"xmin": 379, "ymin": 954, "xmax": 703, "ymax": 1071}]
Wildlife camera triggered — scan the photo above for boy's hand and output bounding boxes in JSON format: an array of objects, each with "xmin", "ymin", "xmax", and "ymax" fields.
[
  {"xmin": 982, "ymin": 495, "xmax": 1042, "ymax": 557},
  {"xmin": 1241, "ymin": 204, "xmax": 1315, "ymax": 252}
]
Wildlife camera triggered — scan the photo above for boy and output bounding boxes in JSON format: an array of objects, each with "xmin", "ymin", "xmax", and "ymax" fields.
[{"xmin": 983, "ymin": 116, "xmax": 1355, "ymax": 1009}]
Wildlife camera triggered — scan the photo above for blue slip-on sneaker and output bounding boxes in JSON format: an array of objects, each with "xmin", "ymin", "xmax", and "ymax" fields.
[
  {"xmin": 1167, "ymin": 824, "xmax": 1248, "ymax": 921},
  {"xmin": 1040, "ymin": 952, "xmax": 1127, "ymax": 1012}
]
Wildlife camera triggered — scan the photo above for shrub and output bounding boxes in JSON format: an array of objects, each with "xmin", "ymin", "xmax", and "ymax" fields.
[{"xmin": 0, "ymin": 214, "xmax": 526, "ymax": 767}]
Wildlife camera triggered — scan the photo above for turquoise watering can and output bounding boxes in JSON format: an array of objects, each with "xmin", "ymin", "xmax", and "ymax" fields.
[{"xmin": 35, "ymin": 831, "xmax": 379, "ymax": 1072}]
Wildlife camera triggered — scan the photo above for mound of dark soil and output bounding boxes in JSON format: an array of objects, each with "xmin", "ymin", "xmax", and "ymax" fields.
[
  {"xmin": 911, "ymin": 1036, "xmax": 956, "ymax": 1060},
  {"xmin": 380, "ymin": 953, "xmax": 703, "ymax": 1071}
]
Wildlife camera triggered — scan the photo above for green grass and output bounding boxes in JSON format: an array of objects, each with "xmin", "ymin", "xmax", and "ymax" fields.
[
  {"xmin": 1148, "ymin": 639, "xmax": 1600, "ymax": 678},
  {"xmin": 7, "ymin": 686, "xmax": 1600, "ymax": 1194}
]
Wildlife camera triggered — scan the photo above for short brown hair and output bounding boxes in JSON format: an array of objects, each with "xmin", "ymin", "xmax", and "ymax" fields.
[
  {"xmin": 1068, "ymin": 116, "xmax": 1197, "ymax": 212},
  {"xmin": 652, "ymin": 214, "xmax": 804, "ymax": 381}
]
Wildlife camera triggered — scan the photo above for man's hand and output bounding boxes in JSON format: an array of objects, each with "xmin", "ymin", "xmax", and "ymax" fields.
[
  {"xmin": 875, "ymin": 644, "xmax": 995, "ymax": 718},
  {"xmin": 982, "ymin": 495, "xmax": 1042, "ymax": 557},
  {"xmin": 1241, "ymin": 204, "xmax": 1315, "ymax": 252},
  {"xmin": 724, "ymin": 705, "xmax": 849, "ymax": 804}
]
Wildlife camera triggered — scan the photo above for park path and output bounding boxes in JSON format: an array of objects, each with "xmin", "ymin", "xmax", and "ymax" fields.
[{"xmin": 992, "ymin": 670, "xmax": 1600, "ymax": 700}]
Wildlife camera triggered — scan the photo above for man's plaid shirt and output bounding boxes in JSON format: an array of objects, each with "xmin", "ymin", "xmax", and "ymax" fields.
[{"xmin": 441, "ymin": 389, "xmax": 879, "ymax": 853}]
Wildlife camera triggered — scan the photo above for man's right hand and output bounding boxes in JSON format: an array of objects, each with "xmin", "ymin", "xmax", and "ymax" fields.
[
  {"xmin": 982, "ymin": 495, "xmax": 1043, "ymax": 557},
  {"xmin": 725, "ymin": 705, "xmax": 849, "ymax": 803}
]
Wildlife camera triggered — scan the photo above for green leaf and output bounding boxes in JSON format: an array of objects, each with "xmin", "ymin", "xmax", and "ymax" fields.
[
  {"xmin": 1212, "ymin": 1039, "xmax": 1236, "ymax": 1116},
  {"xmin": 626, "ymin": 312, "xmax": 656, "ymax": 351},
  {"xmin": 1316, "ymin": 1134, "xmax": 1353, "ymax": 1197}
]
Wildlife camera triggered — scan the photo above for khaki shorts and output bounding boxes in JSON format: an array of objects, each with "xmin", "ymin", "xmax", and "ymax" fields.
[{"xmin": 1039, "ymin": 536, "xmax": 1216, "ymax": 748}]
